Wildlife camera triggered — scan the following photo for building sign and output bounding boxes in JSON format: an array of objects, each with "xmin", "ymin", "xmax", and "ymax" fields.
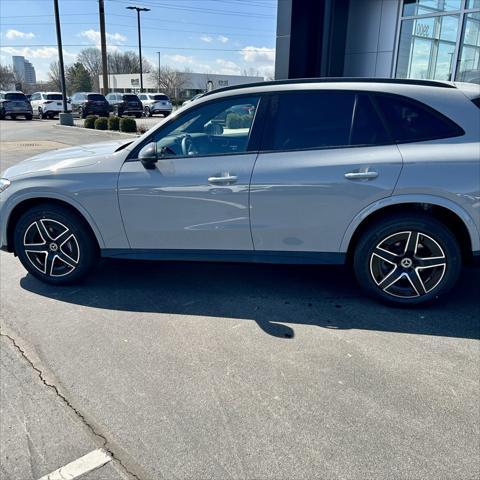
[
  {"xmin": 415, "ymin": 22, "xmax": 430, "ymax": 38},
  {"xmin": 218, "ymin": 80, "xmax": 229, "ymax": 86},
  {"xmin": 131, "ymin": 78, "xmax": 139, "ymax": 86}
]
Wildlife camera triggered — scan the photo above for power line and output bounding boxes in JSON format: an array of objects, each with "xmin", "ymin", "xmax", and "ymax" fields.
[{"xmin": 1, "ymin": 43, "xmax": 275, "ymax": 52}]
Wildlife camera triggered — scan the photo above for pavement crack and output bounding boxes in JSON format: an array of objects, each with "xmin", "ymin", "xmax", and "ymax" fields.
[{"xmin": 0, "ymin": 331, "xmax": 142, "ymax": 480}]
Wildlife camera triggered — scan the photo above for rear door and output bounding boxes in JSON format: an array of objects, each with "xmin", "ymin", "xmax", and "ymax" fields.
[{"xmin": 249, "ymin": 90, "xmax": 403, "ymax": 254}]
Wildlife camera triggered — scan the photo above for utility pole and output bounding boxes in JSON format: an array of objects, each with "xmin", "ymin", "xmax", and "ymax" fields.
[
  {"xmin": 157, "ymin": 51, "xmax": 161, "ymax": 90},
  {"xmin": 126, "ymin": 6, "xmax": 150, "ymax": 92},
  {"xmin": 53, "ymin": 0, "xmax": 72, "ymax": 125},
  {"xmin": 99, "ymin": 0, "xmax": 109, "ymax": 94}
]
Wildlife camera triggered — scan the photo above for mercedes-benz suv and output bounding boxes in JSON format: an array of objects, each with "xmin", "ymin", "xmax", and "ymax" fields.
[{"xmin": 1, "ymin": 79, "xmax": 479, "ymax": 305}]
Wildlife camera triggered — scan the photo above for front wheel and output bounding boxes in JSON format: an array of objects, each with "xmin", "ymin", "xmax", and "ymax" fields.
[
  {"xmin": 144, "ymin": 106, "xmax": 152, "ymax": 117},
  {"xmin": 353, "ymin": 215, "xmax": 462, "ymax": 306},
  {"xmin": 14, "ymin": 204, "xmax": 98, "ymax": 285}
]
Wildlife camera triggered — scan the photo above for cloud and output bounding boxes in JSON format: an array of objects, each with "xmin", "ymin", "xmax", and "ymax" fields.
[
  {"xmin": 241, "ymin": 46, "xmax": 275, "ymax": 63},
  {"xmin": 217, "ymin": 35, "xmax": 229, "ymax": 44},
  {"xmin": 215, "ymin": 58, "xmax": 240, "ymax": 75},
  {"xmin": 200, "ymin": 35, "xmax": 213, "ymax": 43},
  {"xmin": 166, "ymin": 54, "xmax": 195, "ymax": 64},
  {"xmin": 5, "ymin": 29, "xmax": 35, "ymax": 40},
  {"xmin": 79, "ymin": 30, "xmax": 127, "ymax": 45},
  {"xmin": 1, "ymin": 46, "xmax": 76, "ymax": 61}
]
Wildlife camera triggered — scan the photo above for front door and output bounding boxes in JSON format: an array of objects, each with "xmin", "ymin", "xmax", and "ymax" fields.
[{"xmin": 118, "ymin": 94, "xmax": 263, "ymax": 251}]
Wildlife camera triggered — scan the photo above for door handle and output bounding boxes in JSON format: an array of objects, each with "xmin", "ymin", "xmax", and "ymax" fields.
[
  {"xmin": 345, "ymin": 171, "xmax": 378, "ymax": 180},
  {"xmin": 208, "ymin": 175, "xmax": 238, "ymax": 185}
]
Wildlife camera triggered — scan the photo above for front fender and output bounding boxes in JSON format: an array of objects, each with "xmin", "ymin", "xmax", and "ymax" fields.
[{"xmin": 340, "ymin": 194, "xmax": 480, "ymax": 253}]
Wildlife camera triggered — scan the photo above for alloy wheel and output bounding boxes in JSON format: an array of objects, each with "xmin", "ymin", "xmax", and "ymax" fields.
[
  {"xmin": 369, "ymin": 231, "xmax": 447, "ymax": 298},
  {"xmin": 23, "ymin": 218, "xmax": 80, "ymax": 277}
]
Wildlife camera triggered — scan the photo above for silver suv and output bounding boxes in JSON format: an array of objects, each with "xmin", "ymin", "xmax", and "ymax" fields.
[
  {"xmin": 137, "ymin": 93, "xmax": 172, "ymax": 117},
  {"xmin": 1, "ymin": 79, "xmax": 479, "ymax": 305}
]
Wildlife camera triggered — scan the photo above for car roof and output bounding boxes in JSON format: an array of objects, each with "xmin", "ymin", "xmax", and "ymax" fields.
[{"xmin": 201, "ymin": 77, "xmax": 458, "ymax": 99}]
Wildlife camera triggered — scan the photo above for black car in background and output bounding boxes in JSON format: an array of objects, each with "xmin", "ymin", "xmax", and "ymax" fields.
[
  {"xmin": 70, "ymin": 92, "xmax": 109, "ymax": 118},
  {"xmin": 0, "ymin": 91, "xmax": 33, "ymax": 120},
  {"xmin": 105, "ymin": 93, "xmax": 143, "ymax": 117}
]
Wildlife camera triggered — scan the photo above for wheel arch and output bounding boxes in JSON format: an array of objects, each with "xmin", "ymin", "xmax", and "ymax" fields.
[
  {"xmin": 343, "ymin": 197, "xmax": 477, "ymax": 265},
  {"xmin": 6, "ymin": 196, "xmax": 104, "ymax": 254}
]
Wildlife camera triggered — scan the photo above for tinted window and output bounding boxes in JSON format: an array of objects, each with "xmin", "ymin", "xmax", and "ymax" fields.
[
  {"xmin": 152, "ymin": 94, "xmax": 169, "ymax": 101},
  {"xmin": 45, "ymin": 94, "xmax": 62, "ymax": 100},
  {"xmin": 266, "ymin": 91, "xmax": 356, "ymax": 151},
  {"xmin": 5, "ymin": 92, "xmax": 27, "ymax": 101},
  {"xmin": 87, "ymin": 94, "xmax": 106, "ymax": 101},
  {"xmin": 146, "ymin": 95, "xmax": 260, "ymax": 158},
  {"xmin": 350, "ymin": 94, "xmax": 390, "ymax": 146},
  {"xmin": 374, "ymin": 94, "xmax": 464, "ymax": 143},
  {"xmin": 472, "ymin": 97, "xmax": 480, "ymax": 109},
  {"xmin": 123, "ymin": 94, "xmax": 139, "ymax": 101}
]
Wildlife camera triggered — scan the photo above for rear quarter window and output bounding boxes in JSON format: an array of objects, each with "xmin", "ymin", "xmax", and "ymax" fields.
[{"xmin": 373, "ymin": 93, "xmax": 464, "ymax": 143}]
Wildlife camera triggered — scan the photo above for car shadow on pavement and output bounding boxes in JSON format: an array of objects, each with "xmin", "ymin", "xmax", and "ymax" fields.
[{"xmin": 20, "ymin": 260, "xmax": 480, "ymax": 340}]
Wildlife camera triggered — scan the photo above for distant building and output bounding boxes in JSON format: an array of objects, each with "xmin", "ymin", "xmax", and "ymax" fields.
[
  {"xmin": 12, "ymin": 56, "xmax": 37, "ymax": 84},
  {"xmin": 98, "ymin": 71, "xmax": 264, "ymax": 98},
  {"xmin": 275, "ymin": 0, "xmax": 480, "ymax": 84}
]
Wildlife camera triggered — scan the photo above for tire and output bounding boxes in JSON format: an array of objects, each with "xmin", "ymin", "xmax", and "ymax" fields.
[
  {"xmin": 163, "ymin": 112, "xmax": 170, "ymax": 117},
  {"xmin": 353, "ymin": 214, "xmax": 462, "ymax": 306},
  {"xmin": 14, "ymin": 203, "xmax": 98, "ymax": 285},
  {"xmin": 25, "ymin": 114, "xmax": 33, "ymax": 120},
  {"xmin": 10, "ymin": 114, "xmax": 16, "ymax": 120},
  {"xmin": 135, "ymin": 113, "xmax": 142, "ymax": 118},
  {"xmin": 0, "ymin": 109, "xmax": 4, "ymax": 120},
  {"xmin": 144, "ymin": 106, "xmax": 152, "ymax": 117},
  {"xmin": 38, "ymin": 107, "xmax": 45, "ymax": 119},
  {"xmin": 81, "ymin": 108, "xmax": 87, "ymax": 119}
]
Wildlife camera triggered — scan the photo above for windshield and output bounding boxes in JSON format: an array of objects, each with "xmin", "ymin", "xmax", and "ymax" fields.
[
  {"xmin": 45, "ymin": 94, "xmax": 63, "ymax": 100},
  {"xmin": 123, "ymin": 94, "xmax": 140, "ymax": 101},
  {"xmin": 5, "ymin": 93, "xmax": 27, "ymax": 101},
  {"xmin": 87, "ymin": 94, "xmax": 106, "ymax": 101},
  {"xmin": 152, "ymin": 95, "xmax": 169, "ymax": 101}
]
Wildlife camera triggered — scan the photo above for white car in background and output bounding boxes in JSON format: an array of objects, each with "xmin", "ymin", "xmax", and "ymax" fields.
[
  {"xmin": 137, "ymin": 93, "xmax": 172, "ymax": 117},
  {"xmin": 30, "ymin": 92, "xmax": 71, "ymax": 119}
]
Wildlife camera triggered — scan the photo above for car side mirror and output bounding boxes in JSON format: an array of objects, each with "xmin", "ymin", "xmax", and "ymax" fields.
[
  {"xmin": 204, "ymin": 121, "xmax": 223, "ymax": 136},
  {"xmin": 139, "ymin": 142, "xmax": 158, "ymax": 169}
]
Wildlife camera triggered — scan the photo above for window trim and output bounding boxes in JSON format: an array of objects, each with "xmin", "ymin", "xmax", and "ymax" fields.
[{"xmin": 126, "ymin": 92, "xmax": 268, "ymax": 162}]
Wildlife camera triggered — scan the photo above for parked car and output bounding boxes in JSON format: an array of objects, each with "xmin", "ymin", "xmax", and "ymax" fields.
[
  {"xmin": 138, "ymin": 93, "xmax": 172, "ymax": 117},
  {"xmin": 0, "ymin": 91, "xmax": 33, "ymax": 120},
  {"xmin": 182, "ymin": 93, "xmax": 204, "ymax": 107},
  {"xmin": 30, "ymin": 92, "xmax": 71, "ymax": 119},
  {"xmin": 1, "ymin": 78, "xmax": 479, "ymax": 305},
  {"xmin": 70, "ymin": 92, "xmax": 109, "ymax": 118},
  {"xmin": 106, "ymin": 93, "xmax": 143, "ymax": 118}
]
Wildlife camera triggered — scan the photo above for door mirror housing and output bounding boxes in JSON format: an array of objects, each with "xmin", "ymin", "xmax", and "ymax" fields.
[{"xmin": 139, "ymin": 142, "xmax": 158, "ymax": 169}]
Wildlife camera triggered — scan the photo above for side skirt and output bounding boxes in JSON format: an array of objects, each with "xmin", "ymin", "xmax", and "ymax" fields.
[{"xmin": 101, "ymin": 249, "xmax": 346, "ymax": 265}]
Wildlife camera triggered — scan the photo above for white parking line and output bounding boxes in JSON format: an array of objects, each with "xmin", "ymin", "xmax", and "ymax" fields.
[{"xmin": 37, "ymin": 448, "xmax": 111, "ymax": 480}]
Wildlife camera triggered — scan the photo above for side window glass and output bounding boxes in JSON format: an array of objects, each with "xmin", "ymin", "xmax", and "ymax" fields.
[
  {"xmin": 374, "ymin": 94, "xmax": 464, "ymax": 143},
  {"xmin": 149, "ymin": 96, "xmax": 260, "ymax": 158},
  {"xmin": 350, "ymin": 94, "xmax": 391, "ymax": 146},
  {"xmin": 266, "ymin": 91, "xmax": 356, "ymax": 151}
]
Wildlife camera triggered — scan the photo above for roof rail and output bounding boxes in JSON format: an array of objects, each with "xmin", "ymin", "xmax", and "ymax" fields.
[{"xmin": 202, "ymin": 77, "xmax": 456, "ymax": 97}]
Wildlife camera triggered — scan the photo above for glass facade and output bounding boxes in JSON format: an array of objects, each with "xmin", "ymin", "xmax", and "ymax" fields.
[{"xmin": 396, "ymin": 0, "xmax": 480, "ymax": 83}]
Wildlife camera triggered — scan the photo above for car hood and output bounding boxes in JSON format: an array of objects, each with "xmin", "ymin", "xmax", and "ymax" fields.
[{"xmin": 3, "ymin": 139, "xmax": 133, "ymax": 179}]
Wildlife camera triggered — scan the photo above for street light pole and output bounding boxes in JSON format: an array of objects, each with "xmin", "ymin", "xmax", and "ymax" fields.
[
  {"xmin": 53, "ymin": 0, "xmax": 73, "ymax": 125},
  {"xmin": 126, "ymin": 6, "xmax": 150, "ymax": 92},
  {"xmin": 157, "ymin": 51, "xmax": 161, "ymax": 90}
]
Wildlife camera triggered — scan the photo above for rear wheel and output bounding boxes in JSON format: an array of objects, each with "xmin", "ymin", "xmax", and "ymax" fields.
[
  {"xmin": 10, "ymin": 114, "xmax": 16, "ymax": 120},
  {"xmin": 25, "ymin": 113, "xmax": 33, "ymax": 120},
  {"xmin": 135, "ymin": 113, "xmax": 142, "ymax": 118},
  {"xmin": 144, "ymin": 106, "xmax": 152, "ymax": 117},
  {"xmin": 353, "ymin": 215, "xmax": 462, "ymax": 306},
  {"xmin": 14, "ymin": 204, "xmax": 98, "ymax": 285}
]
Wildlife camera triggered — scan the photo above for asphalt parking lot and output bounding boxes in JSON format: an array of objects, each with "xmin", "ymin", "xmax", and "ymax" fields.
[{"xmin": 1, "ymin": 118, "xmax": 479, "ymax": 480}]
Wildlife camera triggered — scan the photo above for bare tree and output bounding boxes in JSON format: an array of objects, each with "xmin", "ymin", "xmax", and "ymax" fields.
[
  {"xmin": 47, "ymin": 61, "xmax": 63, "ymax": 91},
  {"xmin": 0, "ymin": 64, "xmax": 16, "ymax": 90},
  {"xmin": 108, "ymin": 50, "xmax": 151, "ymax": 74},
  {"xmin": 149, "ymin": 66, "xmax": 187, "ymax": 103},
  {"xmin": 77, "ymin": 48, "xmax": 102, "ymax": 91}
]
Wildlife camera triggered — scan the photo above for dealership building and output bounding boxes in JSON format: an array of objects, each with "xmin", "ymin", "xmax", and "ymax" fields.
[
  {"xmin": 275, "ymin": 0, "xmax": 480, "ymax": 84},
  {"xmin": 99, "ymin": 72, "xmax": 263, "ymax": 98}
]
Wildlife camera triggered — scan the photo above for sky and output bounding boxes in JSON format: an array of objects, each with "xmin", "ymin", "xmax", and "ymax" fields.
[{"xmin": 0, "ymin": 0, "xmax": 277, "ymax": 81}]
